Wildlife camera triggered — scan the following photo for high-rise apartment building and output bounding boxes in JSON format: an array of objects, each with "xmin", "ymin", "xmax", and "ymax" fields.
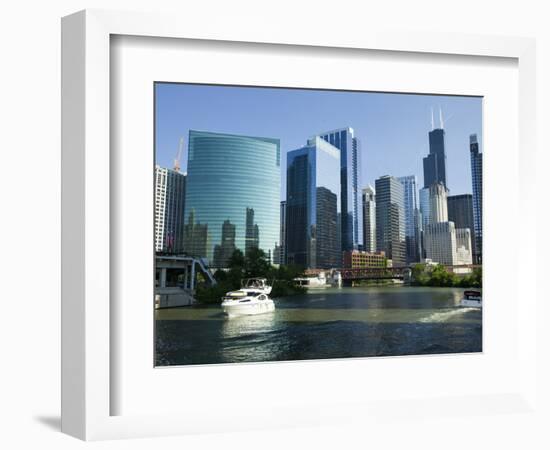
[
  {"xmin": 185, "ymin": 130, "xmax": 280, "ymax": 266},
  {"xmin": 316, "ymin": 127, "xmax": 362, "ymax": 251},
  {"xmin": 362, "ymin": 186, "xmax": 376, "ymax": 253},
  {"xmin": 154, "ymin": 165, "xmax": 186, "ymax": 254},
  {"xmin": 397, "ymin": 175, "xmax": 421, "ymax": 263},
  {"xmin": 374, "ymin": 175, "xmax": 406, "ymax": 266},
  {"xmin": 286, "ymin": 137, "xmax": 341, "ymax": 268},
  {"xmin": 470, "ymin": 134, "xmax": 483, "ymax": 264}
]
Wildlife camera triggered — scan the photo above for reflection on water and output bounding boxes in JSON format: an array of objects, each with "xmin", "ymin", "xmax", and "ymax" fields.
[{"xmin": 155, "ymin": 286, "xmax": 482, "ymax": 366}]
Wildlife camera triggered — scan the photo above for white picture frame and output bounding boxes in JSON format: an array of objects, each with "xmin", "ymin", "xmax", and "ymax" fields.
[{"xmin": 61, "ymin": 9, "xmax": 538, "ymax": 441}]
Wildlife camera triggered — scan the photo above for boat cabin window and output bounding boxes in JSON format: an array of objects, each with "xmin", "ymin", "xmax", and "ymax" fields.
[{"xmin": 244, "ymin": 279, "xmax": 266, "ymax": 288}]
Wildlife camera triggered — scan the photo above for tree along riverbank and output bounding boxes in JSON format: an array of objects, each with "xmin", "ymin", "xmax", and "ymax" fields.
[
  {"xmin": 195, "ymin": 248, "xmax": 307, "ymax": 304},
  {"xmin": 411, "ymin": 263, "xmax": 482, "ymax": 288}
]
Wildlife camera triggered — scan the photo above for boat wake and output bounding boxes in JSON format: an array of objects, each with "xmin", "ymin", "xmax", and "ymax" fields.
[{"xmin": 419, "ymin": 307, "xmax": 477, "ymax": 323}]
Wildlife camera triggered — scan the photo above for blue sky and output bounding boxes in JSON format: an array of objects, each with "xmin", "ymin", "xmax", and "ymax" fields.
[{"xmin": 155, "ymin": 83, "xmax": 482, "ymax": 198}]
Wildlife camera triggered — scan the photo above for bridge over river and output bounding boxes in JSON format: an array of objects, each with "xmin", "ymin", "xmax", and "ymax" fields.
[{"xmin": 305, "ymin": 265, "xmax": 481, "ymax": 281}]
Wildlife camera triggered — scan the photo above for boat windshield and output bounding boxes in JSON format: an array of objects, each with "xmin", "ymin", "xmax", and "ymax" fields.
[{"xmin": 243, "ymin": 279, "xmax": 266, "ymax": 288}]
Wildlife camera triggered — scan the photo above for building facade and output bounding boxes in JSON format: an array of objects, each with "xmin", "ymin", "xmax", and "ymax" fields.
[
  {"xmin": 423, "ymin": 181, "xmax": 472, "ymax": 266},
  {"xmin": 316, "ymin": 127, "xmax": 362, "ymax": 251},
  {"xmin": 424, "ymin": 221, "xmax": 458, "ymax": 265},
  {"xmin": 455, "ymin": 227, "xmax": 473, "ymax": 265},
  {"xmin": 397, "ymin": 175, "xmax": 421, "ymax": 264},
  {"xmin": 362, "ymin": 186, "xmax": 376, "ymax": 253},
  {"xmin": 429, "ymin": 182, "xmax": 449, "ymax": 223},
  {"xmin": 213, "ymin": 219, "xmax": 236, "ymax": 267},
  {"xmin": 447, "ymin": 194, "xmax": 476, "ymax": 262},
  {"xmin": 419, "ymin": 186, "xmax": 431, "ymax": 229},
  {"xmin": 273, "ymin": 201, "xmax": 287, "ymax": 265},
  {"xmin": 418, "ymin": 186, "xmax": 430, "ymax": 259},
  {"xmin": 286, "ymin": 137, "xmax": 341, "ymax": 269},
  {"xmin": 184, "ymin": 130, "xmax": 280, "ymax": 266},
  {"xmin": 374, "ymin": 175, "xmax": 406, "ymax": 266},
  {"xmin": 154, "ymin": 165, "xmax": 186, "ymax": 254},
  {"xmin": 342, "ymin": 250, "xmax": 388, "ymax": 269},
  {"xmin": 470, "ymin": 134, "xmax": 483, "ymax": 264}
]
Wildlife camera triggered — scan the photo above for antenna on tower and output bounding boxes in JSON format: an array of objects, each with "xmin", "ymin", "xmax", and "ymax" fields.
[
  {"xmin": 439, "ymin": 106, "xmax": 444, "ymax": 129},
  {"xmin": 431, "ymin": 107, "xmax": 435, "ymax": 130},
  {"xmin": 173, "ymin": 137, "xmax": 184, "ymax": 172}
]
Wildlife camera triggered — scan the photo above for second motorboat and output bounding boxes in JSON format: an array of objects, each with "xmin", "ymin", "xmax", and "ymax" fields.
[
  {"xmin": 460, "ymin": 290, "xmax": 482, "ymax": 308},
  {"xmin": 221, "ymin": 278, "xmax": 275, "ymax": 317}
]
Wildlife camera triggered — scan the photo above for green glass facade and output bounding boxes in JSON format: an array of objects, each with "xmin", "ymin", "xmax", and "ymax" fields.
[{"xmin": 184, "ymin": 130, "xmax": 280, "ymax": 267}]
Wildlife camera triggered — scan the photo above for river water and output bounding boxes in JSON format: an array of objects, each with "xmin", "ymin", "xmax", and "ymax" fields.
[{"xmin": 155, "ymin": 286, "xmax": 482, "ymax": 366}]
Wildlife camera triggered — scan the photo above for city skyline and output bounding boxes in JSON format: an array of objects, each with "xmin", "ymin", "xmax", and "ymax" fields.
[
  {"xmin": 153, "ymin": 84, "xmax": 483, "ymax": 367},
  {"xmin": 155, "ymin": 83, "xmax": 482, "ymax": 198}
]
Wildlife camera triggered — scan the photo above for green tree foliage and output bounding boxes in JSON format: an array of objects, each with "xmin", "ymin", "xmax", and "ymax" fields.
[
  {"xmin": 411, "ymin": 263, "xmax": 482, "ymax": 288},
  {"xmin": 195, "ymin": 247, "xmax": 306, "ymax": 304}
]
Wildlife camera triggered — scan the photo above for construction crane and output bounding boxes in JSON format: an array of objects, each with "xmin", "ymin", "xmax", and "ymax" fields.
[{"xmin": 173, "ymin": 137, "xmax": 184, "ymax": 172}]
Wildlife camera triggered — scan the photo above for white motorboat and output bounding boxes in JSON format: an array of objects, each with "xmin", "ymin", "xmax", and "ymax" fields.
[
  {"xmin": 294, "ymin": 271, "xmax": 329, "ymax": 289},
  {"xmin": 221, "ymin": 278, "xmax": 275, "ymax": 317},
  {"xmin": 460, "ymin": 290, "xmax": 482, "ymax": 308}
]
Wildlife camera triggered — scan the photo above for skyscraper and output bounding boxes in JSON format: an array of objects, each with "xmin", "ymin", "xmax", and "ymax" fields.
[
  {"xmin": 419, "ymin": 187, "xmax": 431, "ymax": 229},
  {"xmin": 316, "ymin": 127, "xmax": 362, "ymax": 251},
  {"xmin": 185, "ymin": 130, "xmax": 280, "ymax": 266},
  {"xmin": 424, "ymin": 181, "xmax": 472, "ymax": 265},
  {"xmin": 154, "ymin": 165, "xmax": 186, "ymax": 254},
  {"xmin": 470, "ymin": 134, "xmax": 483, "ymax": 264},
  {"xmin": 447, "ymin": 194, "xmax": 476, "ymax": 262},
  {"xmin": 273, "ymin": 201, "xmax": 287, "ymax": 265},
  {"xmin": 286, "ymin": 137, "xmax": 341, "ymax": 268},
  {"xmin": 418, "ymin": 186, "xmax": 431, "ymax": 259},
  {"xmin": 429, "ymin": 182, "xmax": 448, "ymax": 223},
  {"xmin": 375, "ymin": 175, "xmax": 406, "ymax": 266},
  {"xmin": 423, "ymin": 111, "xmax": 447, "ymax": 189},
  {"xmin": 397, "ymin": 175, "xmax": 421, "ymax": 263},
  {"xmin": 424, "ymin": 222, "xmax": 458, "ymax": 266},
  {"xmin": 362, "ymin": 186, "xmax": 376, "ymax": 253}
]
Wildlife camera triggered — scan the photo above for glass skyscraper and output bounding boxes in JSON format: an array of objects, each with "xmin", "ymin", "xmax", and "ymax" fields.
[
  {"xmin": 316, "ymin": 127, "xmax": 362, "ymax": 251},
  {"xmin": 375, "ymin": 175, "xmax": 406, "ymax": 266},
  {"xmin": 423, "ymin": 127, "xmax": 447, "ymax": 189},
  {"xmin": 418, "ymin": 186, "xmax": 430, "ymax": 259},
  {"xmin": 397, "ymin": 175, "xmax": 421, "ymax": 263},
  {"xmin": 286, "ymin": 137, "xmax": 341, "ymax": 269},
  {"xmin": 184, "ymin": 130, "xmax": 280, "ymax": 266},
  {"xmin": 470, "ymin": 134, "xmax": 483, "ymax": 264}
]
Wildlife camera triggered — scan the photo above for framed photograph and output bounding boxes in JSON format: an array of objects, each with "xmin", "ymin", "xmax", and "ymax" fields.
[{"xmin": 62, "ymin": 9, "xmax": 538, "ymax": 441}]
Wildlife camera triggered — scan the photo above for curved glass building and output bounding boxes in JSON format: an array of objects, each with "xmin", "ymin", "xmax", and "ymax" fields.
[{"xmin": 184, "ymin": 130, "xmax": 280, "ymax": 267}]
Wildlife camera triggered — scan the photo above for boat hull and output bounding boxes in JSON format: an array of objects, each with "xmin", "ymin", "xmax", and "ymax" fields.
[
  {"xmin": 460, "ymin": 298, "xmax": 482, "ymax": 308},
  {"xmin": 222, "ymin": 300, "xmax": 275, "ymax": 317}
]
